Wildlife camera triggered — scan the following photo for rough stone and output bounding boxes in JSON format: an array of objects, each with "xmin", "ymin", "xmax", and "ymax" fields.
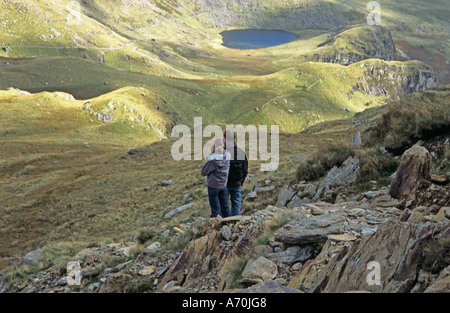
[
  {"xmin": 23, "ymin": 249, "xmax": 44, "ymax": 265},
  {"xmin": 138, "ymin": 266, "xmax": 156, "ymax": 276},
  {"xmin": 0, "ymin": 273, "xmax": 5, "ymax": 293},
  {"xmin": 66, "ymin": 261, "xmax": 82, "ymax": 286},
  {"xmin": 352, "ymin": 131, "xmax": 362, "ymax": 147},
  {"xmin": 266, "ymin": 246, "xmax": 314, "ymax": 264},
  {"xmin": 276, "ymin": 186, "xmax": 296, "ymax": 207},
  {"xmin": 128, "ymin": 148, "xmax": 155, "ymax": 155},
  {"xmin": 242, "ymin": 257, "xmax": 278, "ymax": 282},
  {"xmin": 253, "ymin": 245, "xmax": 273, "ymax": 258},
  {"xmin": 389, "ymin": 145, "xmax": 431, "ymax": 200},
  {"xmin": 314, "ymin": 156, "xmax": 360, "ymax": 200},
  {"xmin": 328, "ymin": 234, "xmax": 357, "ymax": 242},
  {"xmin": 222, "ymin": 216, "xmax": 242, "ymax": 224},
  {"xmin": 434, "ymin": 207, "xmax": 450, "ymax": 222},
  {"xmin": 301, "ymin": 184, "xmax": 317, "ymax": 198},
  {"xmin": 431, "ymin": 175, "xmax": 449, "ymax": 185},
  {"xmin": 275, "ymin": 213, "xmax": 345, "ymax": 244},
  {"xmin": 424, "ymin": 265, "xmax": 450, "ymax": 293},
  {"xmin": 164, "ymin": 202, "xmax": 195, "ymax": 219},
  {"xmin": 221, "ymin": 226, "xmax": 232, "ymax": 241},
  {"xmin": 159, "ymin": 211, "xmax": 276, "ymax": 291},
  {"xmin": 145, "ymin": 242, "xmax": 162, "ymax": 254},
  {"xmin": 161, "ymin": 180, "xmax": 175, "ymax": 187},
  {"xmin": 287, "ymin": 195, "xmax": 311, "ymax": 208},
  {"xmin": 306, "ymin": 214, "xmax": 448, "ymax": 293}
]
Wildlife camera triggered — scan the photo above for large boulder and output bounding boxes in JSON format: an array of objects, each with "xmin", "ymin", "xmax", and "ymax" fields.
[
  {"xmin": 302, "ymin": 210, "xmax": 449, "ymax": 293},
  {"xmin": 275, "ymin": 186, "xmax": 296, "ymax": 207},
  {"xmin": 352, "ymin": 131, "xmax": 362, "ymax": 147},
  {"xmin": 313, "ymin": 156, "xmax": 360, "ymax": 201},
  {"xmin": 23, "ymin": 249, "xmax": 44, "ymax": 265},
  {"xmin": 266, "ymin": 246, "xmax": 314, "ymax": 264},
  {"xmin": 389, "ymin": 145, "xmax": 431, "ymax": 201},
  {"xmin": 242, "ymin": 257, "xmax": 278, "ymax": 283},
  {"xmin": 274, "ymin": 213, "xmax": 345, "ymax": 245}
]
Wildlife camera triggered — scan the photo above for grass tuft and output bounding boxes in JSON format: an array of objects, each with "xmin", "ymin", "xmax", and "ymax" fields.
[
  {"xmin": 422, "ymin": 239, "xmax": 450, "ymax": 274},
  {"xmin": 364, "ymin": 93, "xmax": 450, "ymax": 153}
]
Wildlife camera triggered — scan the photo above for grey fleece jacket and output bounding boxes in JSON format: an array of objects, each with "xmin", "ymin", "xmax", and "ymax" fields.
[{"xmin": 201, "ymin": 152, "xmax": 231, "ymax": 188}]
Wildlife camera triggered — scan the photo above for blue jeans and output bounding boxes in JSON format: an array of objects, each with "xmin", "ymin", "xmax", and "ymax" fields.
[
  {"xmin": 227, "ymin": 185, "xmax": 242, "ymax": 216},
  {"xmin": 208, "ymin": 187, "xmax": 231, "ymax": 218}
]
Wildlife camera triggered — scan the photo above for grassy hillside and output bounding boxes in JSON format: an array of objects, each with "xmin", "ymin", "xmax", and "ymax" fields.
[
  {"xmin": 1, "ymin": 0, "xmax": 447, "ymax": 109},
  {"xmin": 0, "ymin": 0, "xmax": 448, "ymax": 275},
  {"xmin": 0, "ymin": 87, "xmax": 314, "ymax": 272},
  {"xmin": 2, "ymin": 87, "xmax": 447, "ymax": 276},
  {"xmin": 0, "ymin": 54, "xmax": 436, "ymax": 134},
  {"xmin": 1, "ymin": 0, "xmax": 448, "ymax": 82}
]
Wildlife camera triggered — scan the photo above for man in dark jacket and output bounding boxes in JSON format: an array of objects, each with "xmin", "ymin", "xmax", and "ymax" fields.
[{"xmin": 224, "ymin": 130, "xmax": 248, "ymax": 216}]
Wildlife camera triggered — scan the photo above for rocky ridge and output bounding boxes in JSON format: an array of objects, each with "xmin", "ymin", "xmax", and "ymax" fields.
[
  {"xmin": 353, "ymin": 60, "xmax": 437, "ymax": 100},
  {"xmin": 313, "ymin": 26, "xmax": 397, "ymax": 65},
  {"xmin": 11, "ymin": 192, "xmax": 448, "ymax": 293}
]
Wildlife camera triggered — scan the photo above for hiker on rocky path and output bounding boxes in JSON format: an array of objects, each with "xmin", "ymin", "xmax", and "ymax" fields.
[
  {"xmin": 201, "ymin": 138, "xmax": 232, "ymax": 218},
  {"xmin": 224, "ymin": 130, "xmax": 248, "ymax": 216}
]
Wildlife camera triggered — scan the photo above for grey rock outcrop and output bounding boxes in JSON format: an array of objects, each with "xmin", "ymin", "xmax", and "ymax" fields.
[
  {"xmin": 304, "ymin": 210, "xmax": 449, "ymax": 293},
  {"xmin": 267, "ymin": 246, "xmax": 314, "ymax": 264},
  {"xmin": 424, "ymin": 265, "xmax": 450, "ymax": 293},
  {"xmin": 285, "ymin": 184, "xmax": 317, "ymax": 208},
  {"xmin": 161, "ymin": 180, "xmax": 175, "ymax": 187},
  {"xmin": 23, "ymin": 249, "xmax": 44, "ymax": 265},
  {"xmin": 352, "ymin": 131, "xmax": 362, "ymax": 147},
  {"xmin": 354, "ymin": 60, "xmax": 437, "ymax": 100},
  {"xmin": 276, "ymin": 186, "xmax": 296, "ymax": 207},
  {"xmin": 274, "ymin": 213, "xmax": 345, "ymax": 245},
  {"xmin": 287, "ymin": 195, "xmax": 311, "ymax": 208},
  {"xmin": 158, "ymin": 208, "xmax": 280, "ymax": 291},
  {"xmin": 389, "ymin": 145, "xmax": 432, "ymax": 201},
  {"xmin": 191, "ymin": 0, "xmax": 352, "ymax": 29},
  {"xmin": 313, "ymin": 156, "xmax": 360, "ymax": 201},
  {"xmin": 314, "ymin": 26, "xmax": 397, "ymax": 65},
  {"xmin": 242, "ymin": 257, "xmax": 278, "ymax": 283},
  {"xmin": 10, "ymin": 198, "xmax": 449, "ymax": 293}
]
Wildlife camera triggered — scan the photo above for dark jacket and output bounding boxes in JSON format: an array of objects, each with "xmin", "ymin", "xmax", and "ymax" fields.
[
  {"xmin": 225, "ymin": 143, "xmax": 248, "ymax": 187},
  {"xmin": 201, "ymin": 152, "xmax": 231, "ymax": 189}
]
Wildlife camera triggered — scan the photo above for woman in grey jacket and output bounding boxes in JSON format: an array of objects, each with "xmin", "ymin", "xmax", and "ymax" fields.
[{"xmin": 201, "ymin": 138, "xmax": 231, "ymax": 218}]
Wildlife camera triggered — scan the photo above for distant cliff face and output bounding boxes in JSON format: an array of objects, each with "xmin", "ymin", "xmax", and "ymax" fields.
[
  {"xmin": 313, "ymin": 26, "xmax": 397, "ymax": 65},
  {"xmin": 305, "ymin": 24, "xmax": 438, "ymax": 100},
  {"xmin": 187, "ymin": 0, "xmax": 362, "ymax": 29},
  {"xmin": 354, "ymin": 60, "xmax": 438, "ymax": 99}
]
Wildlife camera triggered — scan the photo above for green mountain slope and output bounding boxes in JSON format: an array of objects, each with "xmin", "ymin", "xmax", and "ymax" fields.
[{"xmin": 0, "ymin": 0, "xmax": 449, "ymax": 275}]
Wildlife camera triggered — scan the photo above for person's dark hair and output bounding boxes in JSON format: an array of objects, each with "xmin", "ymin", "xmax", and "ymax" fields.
[{"xmin": 224, "ymin": 130, "xmax": 235, "ymax": 141}]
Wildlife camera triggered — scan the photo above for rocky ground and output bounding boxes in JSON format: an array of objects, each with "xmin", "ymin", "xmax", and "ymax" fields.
[
  {"xmin": 8, "ymin": 193, "xmax": 448, "ymax": 293},
  {"xmin": 4, "ymin": 141, "xmax": 448, "ymax": 294},
  {"xmin": 3, "ymin": 146, "xmax": 450, "ymax": 293}
]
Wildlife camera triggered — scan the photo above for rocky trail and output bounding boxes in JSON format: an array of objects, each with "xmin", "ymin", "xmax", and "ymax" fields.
[{"xmin": 4, "ymin": 140, "xmax": 449, "ymax": 294}]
